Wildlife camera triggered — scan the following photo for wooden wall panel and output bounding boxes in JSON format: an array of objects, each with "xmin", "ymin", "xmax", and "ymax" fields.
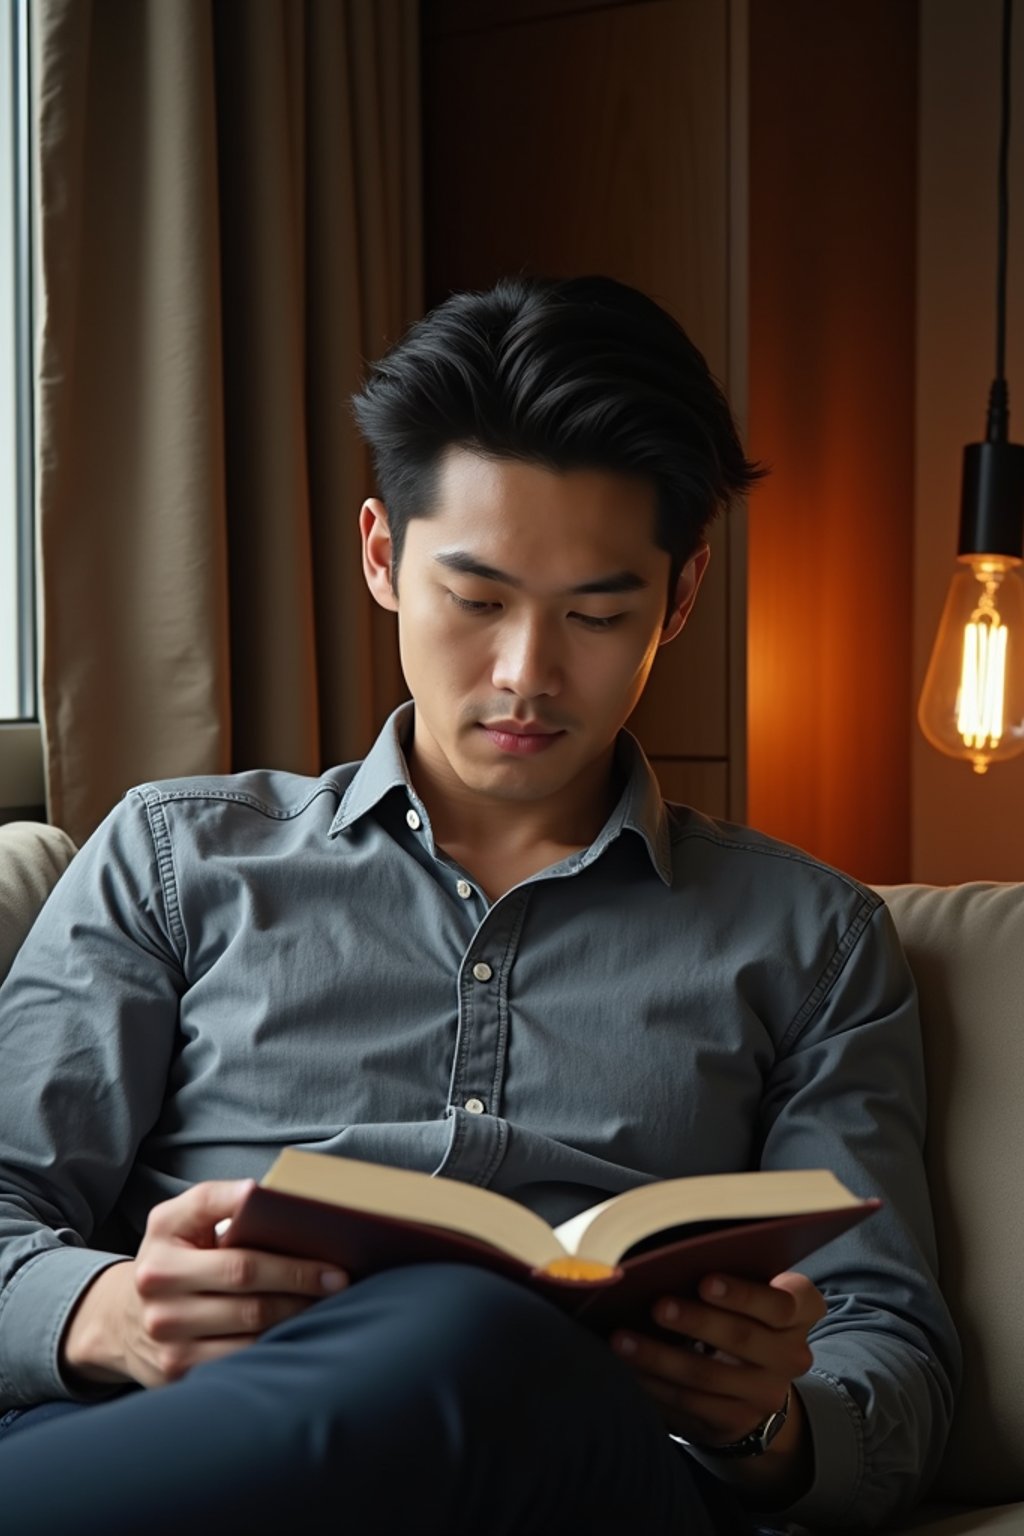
[
  {"xmin": 746, "ymin": 0, "xmax": 917, "ymax": 882},
  {"xmin": 649, "ymin": 758, "xmax": 729, "ymax": 817},
  {"xmin": 422, "ymin": 0, "xmax": 735, "ymax": 798}
]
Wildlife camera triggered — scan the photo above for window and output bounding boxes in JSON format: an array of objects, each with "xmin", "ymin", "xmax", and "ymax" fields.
[
  {"xmin": 0, "ymin": 0, "xmax": 41, "ymax": 819},
  {"xmin": 0, "ymin": 0, "xmax": 32, "ymax": 726}
]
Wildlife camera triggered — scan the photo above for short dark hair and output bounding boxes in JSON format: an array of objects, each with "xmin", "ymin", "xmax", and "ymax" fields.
[{"xmin": 350, "ymin": 274, "xmax": 764, "ymax": 591}]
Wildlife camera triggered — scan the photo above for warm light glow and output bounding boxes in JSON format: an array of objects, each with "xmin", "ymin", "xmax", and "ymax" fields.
[
  {"xmin": 918, "ymin": 556, "xmax": 1024, "ymax": 773},
  {"xmin": 541, "ymin": 1256, "xmax": 617, "ymax": 1282},
  {"xmin": 956, "ymin": 616, "xmax": 1008, "ymax": 751}
]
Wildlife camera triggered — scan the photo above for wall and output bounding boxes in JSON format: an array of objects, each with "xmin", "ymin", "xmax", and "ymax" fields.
[
  {"xmin": 913, "ymin": 0, "xmax": 1024, "ymax": 882},
  {"xmin": 745, "ymin": 0, "xmax": 918, "ymax": 884}
]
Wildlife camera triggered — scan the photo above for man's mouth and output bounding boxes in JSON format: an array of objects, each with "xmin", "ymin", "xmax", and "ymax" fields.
[{"xmin": 477, "ymin": 722, "xmax": 567, "ymax": 755}]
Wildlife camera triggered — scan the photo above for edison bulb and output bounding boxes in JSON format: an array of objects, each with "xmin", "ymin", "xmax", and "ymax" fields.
[{"xmin": 918, "ymin": 555, "xmax": 1024, "ymax": 772}]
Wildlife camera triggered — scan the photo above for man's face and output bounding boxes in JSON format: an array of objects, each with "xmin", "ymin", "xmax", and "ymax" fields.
[{"xmin": 361, "ymin": 448, "xmax": 707, "ymax": 809}]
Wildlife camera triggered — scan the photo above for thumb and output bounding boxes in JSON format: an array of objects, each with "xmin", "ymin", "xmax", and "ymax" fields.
[
  {"xmin": 146, "ymin": 1179, "xmax": 256, "ymax": 1246},
  {"xmin": 771, "ymin": 1270, "xmax": 827, "ymax": 1324}
]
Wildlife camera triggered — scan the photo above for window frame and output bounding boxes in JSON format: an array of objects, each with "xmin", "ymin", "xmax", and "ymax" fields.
[{"xmin": 0, "ymin": 0, "xmax": 42, "ymax": 817}]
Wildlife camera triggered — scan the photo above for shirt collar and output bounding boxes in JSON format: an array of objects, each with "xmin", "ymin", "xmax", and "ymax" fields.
[
  {"xmin": 330, "ymin": 701, "xmax": 673, "ymax": 886},
  {"xmin": 330, "ymin": 701, "xmax": 420, "ymax": 834},
  {"xmin": 595, "ymin": 730, "xmax": 674, "ymax": 886}
]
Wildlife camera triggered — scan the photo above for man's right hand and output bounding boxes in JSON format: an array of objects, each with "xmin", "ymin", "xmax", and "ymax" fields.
[{"xmin": 60, "ymin": 1179, "xmax": 349, "ymax": 1388}]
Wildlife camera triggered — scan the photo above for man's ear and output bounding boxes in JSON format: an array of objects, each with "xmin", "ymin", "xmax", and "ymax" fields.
[
  {"xmin": 659, "ymin": 543, "xmax": 711, "ymax": 647},
  {"xmin": 360, "ymin": 499, "xmax": 399, "ymax": 613}
]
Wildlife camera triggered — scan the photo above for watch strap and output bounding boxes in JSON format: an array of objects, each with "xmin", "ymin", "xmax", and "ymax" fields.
[{"xmin": 675, "ymin": 1387, "xmax": 791, "ymax": 1459}]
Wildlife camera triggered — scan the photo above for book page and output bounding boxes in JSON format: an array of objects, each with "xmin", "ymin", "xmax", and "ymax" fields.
[
  {"xmin": 552, "ymin": 1169, "xmax": 863, "ymax": 1266},
  {"xmin": 263, "ymin": 1148, "xmax": 568, "ymax": 1269}
]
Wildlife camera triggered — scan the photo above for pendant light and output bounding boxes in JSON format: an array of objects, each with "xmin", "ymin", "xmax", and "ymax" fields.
[{"xmin": 918, "ymin": 0, "xmax": 1024, "ymax": 774}]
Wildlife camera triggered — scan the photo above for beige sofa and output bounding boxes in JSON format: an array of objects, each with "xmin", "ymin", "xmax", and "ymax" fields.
[{"xmin": 0, "ymin": 821, "xmax": 1021, "ymax": 1533}]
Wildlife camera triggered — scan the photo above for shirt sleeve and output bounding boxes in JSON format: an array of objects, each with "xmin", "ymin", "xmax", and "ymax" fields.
[
  {"xmin": 0, "ymin": 792, "xmax": 185, "ymax": 1407},
  {"xmin": 751, "ymin": 897, "xmax": 961, "ymax": 1532}
]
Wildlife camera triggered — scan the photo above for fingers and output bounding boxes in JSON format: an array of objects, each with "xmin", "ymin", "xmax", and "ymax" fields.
[
  {"xmin": 135, "ymin": 1244, "xmax": 348, "ymax": 1301},
  {"xmin": 144, "ymin": 1180, "xmax": 259, "ymax": 1246},
  {"xmin": 613, "ymin": 1329, "xmax": 775, "ymax": 1409},
  {"xmin": 655, "ymin": 1272, "xmax": 824, "ymax": 1358},
  {"xmin": 139, "ymin": 1183, "xmax": 348, "ymax": 1298},
  {"xmin": 129, "ymin": 1234, "xmax": 346, "ymax": 1388},
  {"xmin": 642, "ymin": 1291, "xmax": 815, "ymax": 1377},
  {"xmin": 695, "ymin": 1272, "xmax": 824, "ymax": 1329},
  {"xmin": 611, "ymin": 1270, "xmax": 826, "ymax": 1442},
  {"xmin": 140, "ymin": 1291, "xmax": 315, "ymax": 1344},
  {"xmin": 611, "ymin": 1320, "xmax": 797, "ymax": 1447},
  {"xmin": 116, "ymin": 1183, "xmax": 353, "ymax": 1390}
]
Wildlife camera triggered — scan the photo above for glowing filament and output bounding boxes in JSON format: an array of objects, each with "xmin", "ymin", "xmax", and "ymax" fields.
[{"xmin": 957, "ymin": 617, "xmax": 1008, "ymax": 749}]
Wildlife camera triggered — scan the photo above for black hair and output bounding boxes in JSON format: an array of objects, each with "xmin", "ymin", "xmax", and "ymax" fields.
[{"xmin": 350, "ymin": 273, "xmax": 765, "ymax": 595}]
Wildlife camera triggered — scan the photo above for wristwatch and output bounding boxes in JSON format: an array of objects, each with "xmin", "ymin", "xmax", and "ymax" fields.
[{"xmin": 673, "ymin": 1387, "xmax": 791, "ymax": 1459}]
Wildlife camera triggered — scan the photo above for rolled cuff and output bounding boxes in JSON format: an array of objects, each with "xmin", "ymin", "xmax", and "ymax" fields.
[
  {"xmin": 770, "ymin": 1369, "xmax": 863, "ymax": 1529},
  {"xmin": 0, "ymin": 1245, "xmax": 129, "ymax": 1407}
]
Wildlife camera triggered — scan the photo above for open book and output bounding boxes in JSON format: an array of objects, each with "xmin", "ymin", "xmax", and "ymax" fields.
[{"xmin": 225, "ymin": 1150, "xmax": 879, "ymax": 1327}]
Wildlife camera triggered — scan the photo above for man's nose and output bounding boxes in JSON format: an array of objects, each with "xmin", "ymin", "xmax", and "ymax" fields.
[{"xmin": 490, "ymin": 616, "xmax": 563, "ymax": 698}]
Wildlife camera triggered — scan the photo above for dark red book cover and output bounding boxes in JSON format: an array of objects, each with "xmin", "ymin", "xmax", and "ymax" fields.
[{"xmin": 226, "ymin": 1185, "xmax": 880, "ymax": 1333}]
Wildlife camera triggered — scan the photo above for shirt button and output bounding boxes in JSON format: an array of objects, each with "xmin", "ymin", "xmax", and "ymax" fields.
[
  {"xmin": 406, "ymin": 809, "xmax": 421, "ymax": 831},
  {"xmin": 465, "ymin": 1097, "xmax": 486, "ymax": 1115},
  {"xmin": 472, "ymin": 961, "xmax": 493, "ymax": 983},
  {"xmin": 456, "ymin": 879, "xmax": 472, "ymax": 899}
]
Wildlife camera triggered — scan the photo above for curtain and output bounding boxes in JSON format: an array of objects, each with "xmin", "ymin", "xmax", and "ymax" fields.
[{"xmin": 33, "ymin": 0, "xmax": 418, "ymax": 846}]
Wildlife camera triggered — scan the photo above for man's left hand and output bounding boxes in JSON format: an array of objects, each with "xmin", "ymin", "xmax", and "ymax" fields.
[{"xmin": 611, "ymin": 1270, "xmax": 826, "ymax": 1501}]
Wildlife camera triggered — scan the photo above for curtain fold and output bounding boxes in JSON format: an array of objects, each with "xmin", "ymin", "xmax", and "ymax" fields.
[{"xmin": 33, "ymin": 0, "xmax": 418, "ymax": 845}]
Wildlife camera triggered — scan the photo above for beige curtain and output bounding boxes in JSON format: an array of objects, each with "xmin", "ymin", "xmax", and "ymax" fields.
[{"xmin": 33, "ymin": 0, "xmax": 418, "ymax": 846}]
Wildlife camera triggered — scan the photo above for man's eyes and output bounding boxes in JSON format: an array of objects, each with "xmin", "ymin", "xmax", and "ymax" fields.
[
  {"xmin": 448, "ymin": 593, "xmax": 496, "ymax": 615},
  {"xmin": 446, "ymin": 593, "xmax": 624, "ymax": 630},
  {"xmin": 572, "ymin": 613, "xmax": 624, "ymax": 631}
]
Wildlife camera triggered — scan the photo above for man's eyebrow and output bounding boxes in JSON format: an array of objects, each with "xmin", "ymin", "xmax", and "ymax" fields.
[
  {"xmin": 434, "ymin": 550, "xmax": 649, "ymax": 596},
  {"xmin": 570, "ymin": 571, "xmax": 649, "ymax": 595}
]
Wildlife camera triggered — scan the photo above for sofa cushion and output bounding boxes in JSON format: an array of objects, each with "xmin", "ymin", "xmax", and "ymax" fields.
[
  {"xmin": 878, "ymin": 884, "xmax": 1024, "ymax": 1508},
  {"xmin": 896, "ymin": 1501, "xmax": 1024, "ymax": 1533},
  {"xmin": 0, "ymin": 821, "xmax": 77, "ymax": 980}
]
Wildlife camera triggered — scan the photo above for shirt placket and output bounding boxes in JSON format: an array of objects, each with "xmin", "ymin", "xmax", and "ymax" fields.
[{"xmin": 439, "ymin": 887, "xmax": 529, "ymax": 1185}]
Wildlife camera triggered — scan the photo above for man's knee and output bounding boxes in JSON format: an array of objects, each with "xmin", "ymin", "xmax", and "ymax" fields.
[{"xmin": 254, "ymin": 1260, "xmax": 624, "ymax": 1458}]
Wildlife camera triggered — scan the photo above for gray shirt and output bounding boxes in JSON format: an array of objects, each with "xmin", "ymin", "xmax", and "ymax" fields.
[{"xmin": 0, "ymin": 703, "xmax": 959, "ymax": 1530}]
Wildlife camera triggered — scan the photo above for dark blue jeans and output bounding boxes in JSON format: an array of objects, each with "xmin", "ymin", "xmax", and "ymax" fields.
[
  {"xmin": 0, "ymin": 1263, "xmax": 755, "ymax": 1535},
  {"xmin": 0, "ymin": 1398, "xmax": 85, "ymax": 1437}
]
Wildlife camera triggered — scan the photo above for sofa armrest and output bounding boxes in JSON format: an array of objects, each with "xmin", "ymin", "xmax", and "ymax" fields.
[
  {"xmin": 0, "ymin": 820, "xmax": 77, "ymax": 979},
  {"xmin": 877, "ymin": 883, "xmax": 1024, "ymax": 1510}
]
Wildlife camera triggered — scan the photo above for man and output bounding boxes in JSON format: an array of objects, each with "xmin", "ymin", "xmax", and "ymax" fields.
[{"xmin": 0, "ymin": 275, "xmax": 958, "ymax": 1534}]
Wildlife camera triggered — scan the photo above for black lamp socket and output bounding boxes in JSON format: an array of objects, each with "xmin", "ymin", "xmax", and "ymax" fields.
[{"xmin": 958, "ymin": 440, "xmax": 1024, "ymax": 558}]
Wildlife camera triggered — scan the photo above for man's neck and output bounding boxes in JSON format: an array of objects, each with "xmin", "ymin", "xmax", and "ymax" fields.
[{"xmin": 405, "ymin": 735, "xmax": 621, "ymax": 895}]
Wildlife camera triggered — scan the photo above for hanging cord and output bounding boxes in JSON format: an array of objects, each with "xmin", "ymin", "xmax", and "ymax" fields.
[{"xmin": 987, "ymin": 0, "xmax": 1013, "ymax": 441}]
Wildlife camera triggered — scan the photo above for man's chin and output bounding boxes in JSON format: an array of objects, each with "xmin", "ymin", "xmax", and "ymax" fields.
[
  {"xmin": 452, "ymin": 743, "xmax": 572, "ymax": 800},
  {"xmin": 458, "ymin": 765, "xmax": 565, "ymax": 800}
]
